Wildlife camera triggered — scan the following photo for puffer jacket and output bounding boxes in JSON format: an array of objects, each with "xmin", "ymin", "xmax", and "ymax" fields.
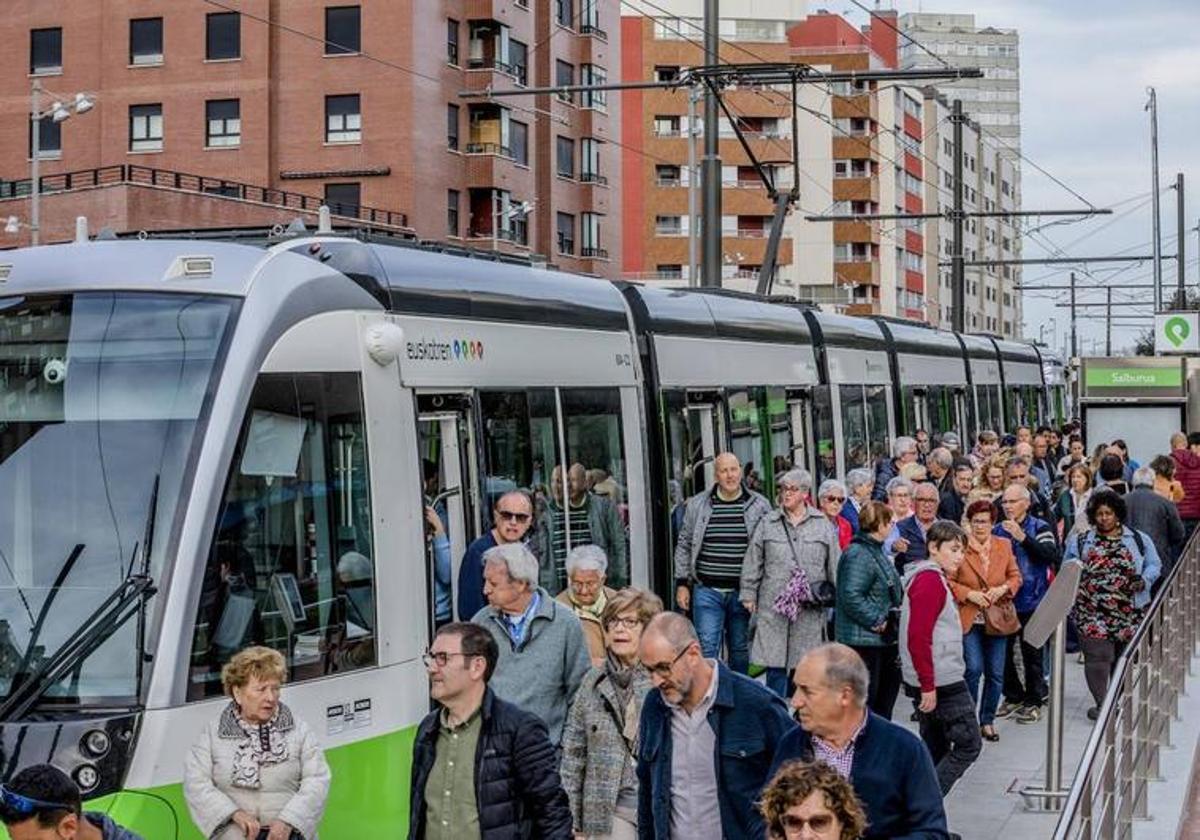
[
  {"xmin": 1172, "ymin": 448, "xmax": 1200, "ymax": 519},
  {"xmin": 560, "ymin": 664, "xmax": 652, "ymax": 836},
  {"xmin": 183, "ymin": 703, "xmax": 330, "ymax": 840},
  {"xmin": 409, "ymin": 688, "xmax": 573, "ymax": 840},
  {"xmin": 835, "ymin": 533, "xmax": 903, "ymax": 648},
  {"xmin": 740, "ymin": 508, "xmax": 841, "ymax": 670}
]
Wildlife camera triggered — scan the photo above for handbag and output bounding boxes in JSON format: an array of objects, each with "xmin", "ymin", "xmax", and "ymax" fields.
[{"xmin": 880, "ymin": 607, "xmax": 901, "ymax": 645}]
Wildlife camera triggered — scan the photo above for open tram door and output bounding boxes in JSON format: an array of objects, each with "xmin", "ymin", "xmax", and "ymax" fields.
[
  {"xmin": 416, "ymin": 393, "xmax": 481, "ymax": 622},
  {"xmin": 953, "ymin": 387, "xmax": 971, "ymax": 440},
  {"xmin": 683, "ymin": 391, "xmax": 725, "ymax": 491},
  {"xmin": 786, "ymin": 387, "xmax": 816, "ymax": 478}
]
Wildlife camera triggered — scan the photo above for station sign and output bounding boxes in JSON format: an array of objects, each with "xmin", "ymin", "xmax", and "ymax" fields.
[
  {"xmin": 1080, "ymin": 356, "xmax": 1186, "ymax": 401},
  {"xmin": 1154, "ymin": 312, "xmax": 1200, "ymax": 354}
]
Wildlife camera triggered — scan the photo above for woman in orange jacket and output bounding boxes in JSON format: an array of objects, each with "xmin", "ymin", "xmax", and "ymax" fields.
[{"xmin": 949, "ymin": 499, "xmax": 1023, "ymax": 742}]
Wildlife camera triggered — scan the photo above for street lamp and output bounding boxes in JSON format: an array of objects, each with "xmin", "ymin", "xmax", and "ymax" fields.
[{"xmin": 30, "ymin": 80, "xmax": 95, "ymax": 245}]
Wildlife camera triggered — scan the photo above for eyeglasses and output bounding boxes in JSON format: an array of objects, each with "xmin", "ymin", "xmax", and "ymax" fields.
[
  {"xmin": 422, "ymin": 650, "xmax": 474, "ymax": 669},
  {"xmin": 822, "ymin": 496, "xmax": 845, "ymax": 503},
  {"xmin": 0, "ymin": 784, "xmax": 72, "ymax": 818},
  {"xmin": 781, "ymin": 812, "xmax": 835, "ymax": 833},
  {"xmin": 605, "ymin": 616, "xmax": 642, "ymax": 631},
  {"xmin": 969, "ymin": 518, "xmax": 993, "ymax": 527},
  {"xmin": 496, "ymin": 510, "xmax": 532, "ymax": 524},
  {"xmin": 644, "ymin": 645, "xmax": 690, "ymax": 677},
  {"xmin": 779, "ymin": 485, "xmax": 804, "ymax": 495}
]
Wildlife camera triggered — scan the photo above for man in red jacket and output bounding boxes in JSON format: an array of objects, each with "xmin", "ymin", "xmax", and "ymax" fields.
[{"xmin": 1170, "ymin": 432, "xmax": 1200, "ymax": 539}]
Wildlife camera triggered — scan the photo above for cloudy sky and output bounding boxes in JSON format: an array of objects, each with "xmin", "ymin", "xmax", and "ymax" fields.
[{"xmin": 848, "ymin": 0, "xmax": 1200, "ymax": 354}]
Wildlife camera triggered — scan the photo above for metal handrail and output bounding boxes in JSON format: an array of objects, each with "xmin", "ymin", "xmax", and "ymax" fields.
[
  {"xmin": 1053, "ymin": 529, "xmax": 1200, "ymax": 839},
  {"xmin": 0, "ymin": 163, "xmax": 410, "ymax": 229}
]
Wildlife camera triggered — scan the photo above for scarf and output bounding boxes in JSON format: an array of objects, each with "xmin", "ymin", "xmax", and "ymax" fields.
[
  {"xmin": 569, "ymin": 587, "xmax": 608, "ymax": 624},
  {"xmin": 604, "ymin": 653, "xmax": 641, "ymax": 748},
  {"xmin": 968, "ymin": 533, "xmax": 992, "ymax": 577},
  {"xmin": 218, "ymin": 701, "xmax": 293, "ymax": 790}
]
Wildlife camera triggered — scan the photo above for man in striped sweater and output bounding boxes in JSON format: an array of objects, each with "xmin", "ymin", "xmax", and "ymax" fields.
[{"xmin": 674, "ymin": 452, "xmax": 772, "ymax": 674}]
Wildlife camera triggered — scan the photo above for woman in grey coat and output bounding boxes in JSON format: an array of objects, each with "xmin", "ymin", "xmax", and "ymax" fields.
[
  {"xmin": 740, "ymin": 468, "xmax": 841, "ymax": 697},
  {"xmin": 560, "ymin": 587, "xmax": 663, "ymax": 839}
]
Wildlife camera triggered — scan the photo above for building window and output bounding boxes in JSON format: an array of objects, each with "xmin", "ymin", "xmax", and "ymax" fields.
[
  {"xmin": 325, "ymin": 6, "xmax": 361, "ymax": 54},
  {"xmin": 581, "ymin": 138, "xmax": 603, "ymax": 183},
  {"xmin": 653, "ymin": 115, "xmax": 681, "ymax": 136},
  {"xmin": 510, "ymin": 39, "xmax": 528, "ymax": 85},
  {"xmin": 325, "ymin": 182, "xmax": 361, "ymax": 216},
  {"xmin": 580, "ymin": 64, "xmax": 607, "ymax": 111},
  {"xmin": 326, "ymin": 94, "xmax": 361, "ymax": 143},
  {"xmin": 511, "ymin": 120, "xmax": 528, "ymax": 166},
  {"xmin": 30, "ymin": 27, "xmax": 62, "ymax": 74},
  {"xmin": 447, "ymin": 189, "xmax": 460, "ymax": 237},
  {"xmin": 557, "ymin": 212, "xmax": 575, "ymax": 255},
  {"xmin": 206, "ymin": 99, "xmax": 240, "ymax": 148},
  {"xmin": 206, "ymin": 12, "xmax": 241, "ymax": 60},
  {"xmin": 654, "ymin": 65, "xmax": 680, "ymax": 82},
  {"xmin": 129, "ymin": 18, "xmax": 163, "ymax": 65},
  {"xmin": 656, "ymin": 164, "xmax": 682, "ymax": 186},
  {"xmin": 129, "ymin": 104, "xmax": 163, "ymax": 152},
  {"xmin": 29, "ymin": 115, "xmax": 61, "ymax": 158},
  {"xmin": 656, "ymin": 264, "xmax": 683, "ymax": 279},
  {"xmin": 556, "ymin": 136, "xmax": 574, "ymax": 178},
  {"xmin": 555, "ymin": 60, "xmax": 574, "ymax": 104},
  {"xmin": 581, "ymin": 212, "xmax": 604, "ymax": 258},
  {"xmin": 446, "ymin": 103, "xmax": 459, "ymax": 150},
  {"xmin": 556, "ymin": 0, "xmax": 573, "ymax": 29},
  {"xmin": 447, "ymin": 19, "xmax": 459, "ymax": 65},
  {"xmin": 580, "ymin": 0, "xmax": 603, "ymax": 36}
]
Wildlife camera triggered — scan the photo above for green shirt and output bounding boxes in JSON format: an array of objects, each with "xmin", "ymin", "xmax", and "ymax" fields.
[{"xmin": 424, "ymin": 706, "xmax": 483, "ymax": 840}]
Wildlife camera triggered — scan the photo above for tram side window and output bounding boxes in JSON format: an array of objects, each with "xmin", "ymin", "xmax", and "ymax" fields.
[
  {"xmin": 766, "ymin": 387, "xmax": 794, "ymax": 483},
  {"xmin": 864, "ymin": 385, "xmax": 890, "ymax": 463},
  {"xmin": 812, "ymin": 386, "xmax": 836, "ymax": 485},
  {"xmin": 188, "ymin": 373, "xmax": 376, "ymax": 700},
  {"xmin": 727, "ymin": 389, "xmax": 765, "ymax": 494},
  {"xmin": 559, "ymin": 388, "xmax": 630, "ymax": 588},
  {"xmin": 926, "ymin": 385, "xmax": 951, "ymax": 437},
  {"xmin": 839, "ymin": 385, "xmax": 869, "ymax": 471},
  {"xmin": 899, "ymin": 385, "xmax": 918, "ymax": 436}
]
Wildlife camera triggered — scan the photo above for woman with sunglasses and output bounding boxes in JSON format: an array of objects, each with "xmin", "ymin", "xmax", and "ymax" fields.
[
  {"xmin": 560, "ymin": 587, "xmax": 663, "ymax": 839},
  {"xmin": 759, "ymin": 761, "xmax": 868, "ymax": 840},
  {"xmin": 817, "ymin": 480, "xmax": 853, "ymax": 551}
]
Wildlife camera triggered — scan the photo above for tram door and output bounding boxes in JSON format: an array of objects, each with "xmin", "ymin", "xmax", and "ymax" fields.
[
  {"xmin": 911, "ymin": 388, "xmax": 931, "ymax": 435},
  {"xmin": 416, "ymin": 394, "xmax": 481, "ymax": 623},
  {"xmin": 953, "ymin": 388, "xmax": 971, "ymax": 440},
  {"xmin": 787, "ymin": 389, "xmax": 815, "ymax": 477}
]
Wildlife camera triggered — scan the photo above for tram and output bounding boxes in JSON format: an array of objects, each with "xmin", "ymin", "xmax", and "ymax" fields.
[{"xmin": 0, "ymin": 231, "xmax": 1059, "ymax": 836}]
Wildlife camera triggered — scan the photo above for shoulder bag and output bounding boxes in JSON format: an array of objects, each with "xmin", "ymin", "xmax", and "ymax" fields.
[{"xmin": 969, "ymin": 545, "xmax": 1020, "ymax": 636}]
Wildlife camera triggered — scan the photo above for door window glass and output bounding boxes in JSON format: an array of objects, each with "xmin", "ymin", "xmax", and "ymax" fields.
[
  {"xmin": 812, "ymin": 386, "xmax": 836, "ymax": 485},
  {"xmin": 839, "ymin": 385, "xmax": 869, "ymax": 471},
  {"xmin": 727, "ymin": 389, "xmax": 765, "ymax": 494},
  {"xmin": 864, "ymin": 385, "xmax": 890, "ymax": 463},
  {"xmin": 558, "ymin": 389, "xmax": 629, "ymax": 588},
  {"xmin": 662, "ymin": 391, "xmax": 720, "ymax": 554},
  {"xmin": 189, "ymin": 373, "xmax": 375, "ymax": 700},
  {"xmin": 900, "ymin": 385, "xmax": 917, "ymax": 435},
  {"xmin": 765, "ymin": 387, "xmax": 794, "ymax": 485},
  {"xmin": 418, "ymin": 410, "xmax": 477, "ymax": 626}
]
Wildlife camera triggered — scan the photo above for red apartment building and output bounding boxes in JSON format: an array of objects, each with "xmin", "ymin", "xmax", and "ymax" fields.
[{"xmin": 0, "ymin": 0, "xmax": 620, "ymax": 276}]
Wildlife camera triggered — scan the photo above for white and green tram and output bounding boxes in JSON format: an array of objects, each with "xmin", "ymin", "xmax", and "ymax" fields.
[{"xmin": 0, "ymin": 230, "xmax": 1063, "ymax": 836}]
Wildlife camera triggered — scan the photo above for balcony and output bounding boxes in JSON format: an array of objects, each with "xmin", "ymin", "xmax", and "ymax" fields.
[
  {"xmin": 832, "ymin": 176, "xmax": 879, "ymax": 204},
  {"xmin": 579, "ymin": 23, "xmax": 607, "ymax": 40},
  {"xmin": 580, "ymin": 172, "xmax": 608, "ymax": 186},
  {"xmin": 832, "ymin": 135, "xmax": 878, "ymax": 161},
  {"xmin": 463, "ymin": 61, "xmax": 523, "ymax": 93},
  {"xmin": 835, "ymin": 260, "xmax": 880, "ymax": 286},
  {"xmin": 833, "ymin": 220, "xmax": 880, "ymax": 244},
  {"xmin": 465, "ymin": 142, "xmax": 512, "ymax": 157},
  {"xmin": 581, "ymin": 246, "xmax": 610, "ymax": 260},
  {"xmin": 832, "ymin": 94, "xmax": 878, "ymax": 122}
]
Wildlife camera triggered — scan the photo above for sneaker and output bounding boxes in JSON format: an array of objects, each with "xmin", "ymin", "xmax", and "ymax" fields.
[
  {"xmin": 996, "ymin": 700, "xmax": 1022, "ymax": 719},
  {"xmin": 1016, "ymin": 705, "xmax": 1042, "ymax": 724}
]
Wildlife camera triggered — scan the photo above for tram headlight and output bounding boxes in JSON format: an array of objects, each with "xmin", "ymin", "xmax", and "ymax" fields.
[
  {"xmin": 82, "ymin": 729, "xmax": 111, "ymax": 758},
  {"xmin": 73, "ymin": 763, "xmax": 99, "ymax": 793}
]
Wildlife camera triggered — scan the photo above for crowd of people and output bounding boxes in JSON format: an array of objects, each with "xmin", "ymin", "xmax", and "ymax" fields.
[{"xmin": 5, "ymin": 423, "xmax": 1195, "ymax": 840}]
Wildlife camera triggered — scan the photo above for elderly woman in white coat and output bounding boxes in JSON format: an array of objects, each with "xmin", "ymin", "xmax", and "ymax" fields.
[
  {"xmin": 740, "ymin": 467, "xmax": 842, "ymax": 697},
  {"xmin": 184, "ymin": 646, "xmax": 331, "ymax": 840}
]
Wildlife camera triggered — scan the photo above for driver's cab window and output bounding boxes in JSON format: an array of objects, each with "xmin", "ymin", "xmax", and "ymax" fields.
[{"xmin": 188, "ymin": 372, "xmax": 376, "ymax": 700}]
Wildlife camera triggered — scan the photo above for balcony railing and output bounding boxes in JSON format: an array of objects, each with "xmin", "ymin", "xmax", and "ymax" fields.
[
  {"xmin": 465, "ymin": 142, "xmax": 513, "ymax": 158},
  {"xmin": 580, "ymin": 24, "xmax": 607, "ymax": 39},
  {"xmin": 656, "ymin": 177, "xmax": 683, "ymax": 187},
  {"xmin": 467, "ymin": 57, "xmax": 516, "ymax": 76},
  {"xmin": 0, "ymin": 163, "xmax": 409, "ymax": 229},
  {"xmin": 655, "ymin": 226, "xmax": 685, "ymax": 237},
  {"xmin": 580, "ymin": 172, "xmax": 608, "ymax": 185},
  {"xmin": 581, "ymin": 246, "xmax": 609, "ymax": 259},
  {"xmin": 733, "ymin": 228, "xmax": 766, "ymax": 238}
]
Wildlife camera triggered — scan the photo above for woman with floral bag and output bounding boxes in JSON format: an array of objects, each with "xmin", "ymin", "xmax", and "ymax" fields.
[{"xmin": 740, "ymin": 468, "xmax": 842, "ymax": 697}]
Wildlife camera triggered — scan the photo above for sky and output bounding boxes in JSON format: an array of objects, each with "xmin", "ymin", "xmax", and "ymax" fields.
[{"xmin": 844, "ymin": 0, "xmax": 1200, "ymax": 355}]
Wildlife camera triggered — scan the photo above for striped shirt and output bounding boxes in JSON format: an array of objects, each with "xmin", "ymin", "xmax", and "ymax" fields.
[
  {"xmin": 550, "ymin": 499, "xmax": 593, "ymax": 589},
  {"xmin": 695, "ymin": 490, "xmax": 750, "ymax": 588}
]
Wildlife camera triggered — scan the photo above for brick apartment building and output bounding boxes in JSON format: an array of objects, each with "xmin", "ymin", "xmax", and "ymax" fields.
[{"xmin": 0, "ymin": 0, "xmax": 620, "ymax": 277}]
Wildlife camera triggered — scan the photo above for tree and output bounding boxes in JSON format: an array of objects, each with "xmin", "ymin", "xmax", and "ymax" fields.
[{"xmin": 1134, "ymin": 329, "xmax": 1155, "ymax": 357}]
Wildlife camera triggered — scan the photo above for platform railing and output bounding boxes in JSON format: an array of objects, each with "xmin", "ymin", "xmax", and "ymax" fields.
[{"xmin": 1053, "ymin": 529, "xmax": 1200, "ymax": 839}]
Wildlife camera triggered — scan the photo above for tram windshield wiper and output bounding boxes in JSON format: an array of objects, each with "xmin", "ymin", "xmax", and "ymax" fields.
[{"xmin": 0, "ymin": 571, "xmax": 156, "ymax": 722}]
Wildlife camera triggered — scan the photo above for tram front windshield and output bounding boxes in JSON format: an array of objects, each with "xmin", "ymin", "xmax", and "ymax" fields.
[{"xmin": 0, "ymin": 292, "xmax": 236, "ymax": 709}]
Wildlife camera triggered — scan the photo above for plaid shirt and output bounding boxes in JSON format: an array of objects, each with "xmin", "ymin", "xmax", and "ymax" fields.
[{"xmin": 812, "ymin": 711, "xmax": 868, "ymax": 779}]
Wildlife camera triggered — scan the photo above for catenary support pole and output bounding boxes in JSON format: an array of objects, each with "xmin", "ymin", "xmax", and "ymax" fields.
[
  {"xmin": 951, "ymin": 100, "xmax": 965, "ymax": 331},
  {"xmin": 700, "ymin": 0, "xmax": 721, "ymax": 287},
  {"xmin": 1177, "ymin": 173, "xmax": 1186, "ymax": 306},
  {"xmin": 30, "ymin": 80, "xmax": 41, "ymax": 247},
  {"xmin": 1148, "ymin": 88, "xmax": 1162, "ymax": 311},
  {"xmin": 1105, "ymin": 287, "xmax": 1113, "ymax": 356},
  {"xmin": 1069, "ymin": 272, "xmax": 1078, "ymax": 359},
  {"xmin": 688, "ymin": 85, "xmax": 699, "ymax": 287}
]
